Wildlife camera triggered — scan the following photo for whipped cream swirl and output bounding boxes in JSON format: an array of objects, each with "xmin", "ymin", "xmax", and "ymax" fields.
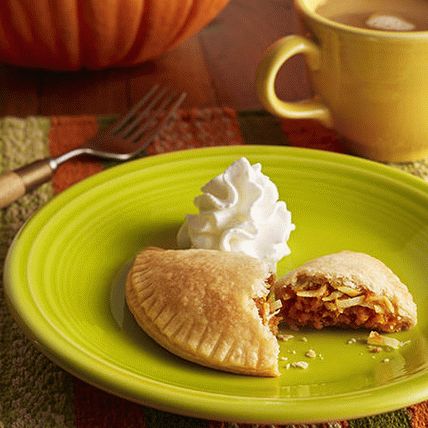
[{"xmin": 177, "ymin": 157, "xmax": 295, "ymax": 270}]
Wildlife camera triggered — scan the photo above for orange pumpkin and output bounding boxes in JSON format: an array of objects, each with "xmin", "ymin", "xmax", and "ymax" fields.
[{"xmin": 0, "ymin": 0, "xmax": 229, "ymax": 70}]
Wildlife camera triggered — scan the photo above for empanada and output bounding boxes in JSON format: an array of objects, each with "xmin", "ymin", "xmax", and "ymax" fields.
[
  {"xmin": 274, "ymin": 251, "xmax": 417, "ymax": 332},
  {"xmin": 126, "ymin": 247, "xmax": 280, "ymax": 376}
]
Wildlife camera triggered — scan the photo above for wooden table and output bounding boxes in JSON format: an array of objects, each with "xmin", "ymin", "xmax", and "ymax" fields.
[{"xmin": 0, "ymin": 0, "xmax": 310, "ymax": 117}]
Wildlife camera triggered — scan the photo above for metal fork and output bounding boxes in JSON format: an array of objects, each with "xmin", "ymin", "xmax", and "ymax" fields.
[{"xmin": 0, "ymin": 86, "xmax": 186, "ymax": 208}]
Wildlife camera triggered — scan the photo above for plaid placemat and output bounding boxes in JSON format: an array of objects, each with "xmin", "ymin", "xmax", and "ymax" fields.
[{"xmin": 0, "ymin": 110, "xmax": 427, "ymax": 428}]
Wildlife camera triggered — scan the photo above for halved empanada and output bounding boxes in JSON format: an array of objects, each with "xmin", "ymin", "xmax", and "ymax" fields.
[
  {"xmin": 274, "ymin": 251, "xmax": 417, "ymax": 332},
  {"xmin": 126, "ymin": 247, "xmax": 280, "ymax": 376}
]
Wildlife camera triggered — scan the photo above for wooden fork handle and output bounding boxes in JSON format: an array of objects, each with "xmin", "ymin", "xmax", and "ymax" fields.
[{"xmin": 0, "ymin": 159, "xmax": 54, "ymax": 208}]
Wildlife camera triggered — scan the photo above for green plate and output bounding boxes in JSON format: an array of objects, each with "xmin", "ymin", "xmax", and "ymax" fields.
[{"xmin": 4, "ymin": 146, "xmax": 428, "ymax": 424}]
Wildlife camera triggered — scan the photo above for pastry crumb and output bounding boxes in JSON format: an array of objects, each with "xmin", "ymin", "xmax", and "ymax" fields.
[
  {"xmin": 301, "ymin": 336, "xmax": 308, "ymax": 342},
  {"xmin": 305, "ymin": 349, "xmax": 317, "ymax": 358},
  {"xmin": 368, "ymin": 345, "xmax": 383, "ymax": 353},
  {"xmin": 280, "ymin": 356, "xmax": 288, "ymax": 361},
  {"xmin": 291, "ymin": 361, "xmax": 309, "ymax": 369},
  {"xmin": 347, "ymin": 338, "xmax": 357, "ymax": 344},
  {"xmin": 382, "ymin": 358, "xmax": 391, "ymax": 363},
  {"xmin": 277, "ymin": 334, "xmax": 294, "ymax": 342},
  {"xmin": 367, "ymin": 331, "xmax": 404, "ymax": 350}
]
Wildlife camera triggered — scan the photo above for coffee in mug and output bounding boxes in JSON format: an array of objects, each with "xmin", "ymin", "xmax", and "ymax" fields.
[
  {"xmin": 316, "ymin": 0, "xmax": 428, "ymax": 32},
  {"xmin": 256, "ymin": 0, "xmax": 428, "ymax": 161}
]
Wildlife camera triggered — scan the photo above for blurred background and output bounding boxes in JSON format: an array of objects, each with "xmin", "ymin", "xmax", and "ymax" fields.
[{"xmin": 0, "ymin": 0, "xmax": 310, "ymax": 116}]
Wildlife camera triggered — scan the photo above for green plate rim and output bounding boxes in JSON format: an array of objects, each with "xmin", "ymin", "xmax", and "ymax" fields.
[{"xmin": 4, "ymin": 145, "xmax": 428, "ymax": 424}]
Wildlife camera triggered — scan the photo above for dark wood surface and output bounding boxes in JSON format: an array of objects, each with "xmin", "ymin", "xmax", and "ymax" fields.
[{"xmin": 0, "ymin": 0, "xmax": 311, "ymax": 117}]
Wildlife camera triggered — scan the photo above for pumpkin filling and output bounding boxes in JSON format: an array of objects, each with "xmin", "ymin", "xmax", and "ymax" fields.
[{"xmin": 276, "ymin": 279, "xmax": 411, "ymax": 333}]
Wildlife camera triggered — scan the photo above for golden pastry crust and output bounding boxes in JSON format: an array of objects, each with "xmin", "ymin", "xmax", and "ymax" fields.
[
  {"xmin": 126, "ymin": 247, "xmax": 280, "ymax": 376},
  {"xmin": 275, "ymin": 251, "xmax": 417, "ymax": 332}
]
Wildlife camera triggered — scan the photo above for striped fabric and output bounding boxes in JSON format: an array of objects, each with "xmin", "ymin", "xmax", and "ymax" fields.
[{"xmin": 0, "ymin": 110, "xmax": 426, "ymax": 428}]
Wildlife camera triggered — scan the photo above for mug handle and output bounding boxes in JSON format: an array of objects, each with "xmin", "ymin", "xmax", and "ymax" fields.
[{"xmin": 256, "ymin": 35, "xmax": 333, "ymax": 127}]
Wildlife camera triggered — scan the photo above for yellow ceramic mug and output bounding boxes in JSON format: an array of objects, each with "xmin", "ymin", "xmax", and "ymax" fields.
[{"xmin": 256, "ymin": 0, "xmax": 428, "ymax": 162}]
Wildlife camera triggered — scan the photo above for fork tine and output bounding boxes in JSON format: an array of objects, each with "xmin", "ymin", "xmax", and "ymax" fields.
[
  {"xmin": 129, "ymin": 92, "xmax": 187, "ymax": 151},
  {"xmin": 116, "ymin": 87, "xmax": 172, "ymax": 139},
  {"xmin": 106, "ymin": 84, "xmax": 162, "ymax": 135},
  {"xmin": 119, "ymin": 90, "xmax": 173, "ymax": 139},
  {"xmin": 126, "ymin": 92, "xmax": 183, "ymax": 143}
]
